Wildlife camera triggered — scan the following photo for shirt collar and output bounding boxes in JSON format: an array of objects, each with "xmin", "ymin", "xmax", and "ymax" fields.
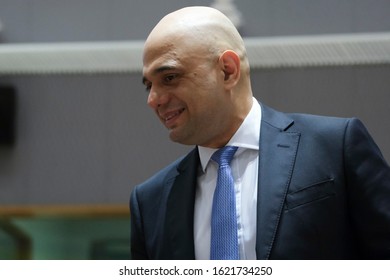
[{"xmin": 198, "ymin": 97, "xmax": 262, "ymax": 173}]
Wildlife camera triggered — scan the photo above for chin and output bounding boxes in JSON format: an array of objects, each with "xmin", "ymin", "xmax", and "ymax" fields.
[{"xmin": 169, "ymin": 131, "xmax": 193, "ymax": 146}]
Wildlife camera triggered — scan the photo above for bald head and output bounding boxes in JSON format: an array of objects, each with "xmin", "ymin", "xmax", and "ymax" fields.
[{"xmin": 144, "ymin": 6, "xmax": 249, "ymax": 73}]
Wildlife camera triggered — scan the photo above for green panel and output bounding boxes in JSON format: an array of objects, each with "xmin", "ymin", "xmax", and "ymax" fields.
[{"xmin": 9, "ymin": 217, "xmax": 130, "ymax": 260}]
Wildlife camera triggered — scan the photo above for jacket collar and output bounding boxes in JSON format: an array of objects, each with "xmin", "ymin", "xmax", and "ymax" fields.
[
  {"xmin": 256, "ymin": 104, "xmax": 300, "ymax": 259},
  {"xmin": 165, "ymin": 148, "xmax": 199, "ymax": 259}
]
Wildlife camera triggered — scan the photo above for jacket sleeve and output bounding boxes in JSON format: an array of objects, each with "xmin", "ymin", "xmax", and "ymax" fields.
[{"xmin": 344, "ymin": 118, "xmax": 390, "ymax": 259}]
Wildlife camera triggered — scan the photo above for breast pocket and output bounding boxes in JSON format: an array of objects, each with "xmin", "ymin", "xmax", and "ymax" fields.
[{"xmin": 286, "ymin": 178, "xmax": 335, "ymax": 210}]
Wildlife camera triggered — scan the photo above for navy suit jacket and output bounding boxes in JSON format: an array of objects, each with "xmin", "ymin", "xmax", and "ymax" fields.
[{"xmin": 130, "ymin": 103, "xmax": 390, "ymax": 259}]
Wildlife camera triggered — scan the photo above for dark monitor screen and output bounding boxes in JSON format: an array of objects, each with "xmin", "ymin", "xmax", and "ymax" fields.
[{"xmin": 0, "ymin": 85, "xmax": 16, "ymax": 145}]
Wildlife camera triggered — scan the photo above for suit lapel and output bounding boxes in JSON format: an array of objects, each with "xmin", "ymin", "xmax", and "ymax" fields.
[
  {"xmin": 256, "ymin": 104, "xmax": 300, "ymax": 259},
  {"xmin": 165, "ymin": 148, "xmax": 199, "ymax": 259}
]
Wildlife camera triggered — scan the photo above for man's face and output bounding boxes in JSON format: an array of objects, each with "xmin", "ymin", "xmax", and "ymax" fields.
[{"xmin": 142, "ymin": 39, "xmax": 231, "ymax": 147}]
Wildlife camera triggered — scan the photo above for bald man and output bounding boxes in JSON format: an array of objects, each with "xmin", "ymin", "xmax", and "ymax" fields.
[{"xmin": 130, "ymin": 6, "xmax": 390, "ymax": 260}]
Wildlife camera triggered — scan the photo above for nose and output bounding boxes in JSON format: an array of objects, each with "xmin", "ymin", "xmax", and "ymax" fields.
[{"xmin": 147, "ymin": 87, "xmax": 170, "ymax": 109}]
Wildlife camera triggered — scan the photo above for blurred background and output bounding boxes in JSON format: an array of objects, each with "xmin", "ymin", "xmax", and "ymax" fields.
[{"xmin": 0, "ymin": 0, "xmax": 389, "ymax": 259}]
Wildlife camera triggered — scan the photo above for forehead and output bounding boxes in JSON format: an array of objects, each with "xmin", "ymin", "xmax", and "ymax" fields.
[
  {"xmin": 142, "ymin": 29, "xmax": 215, "ymax": 82},
  {"xmin": 143, "ymin": 51, "xmax": 178, "ymax": 78},
  {"xmin": 142, "ymin": 38, "xmax": 186, "ymax": 76}
]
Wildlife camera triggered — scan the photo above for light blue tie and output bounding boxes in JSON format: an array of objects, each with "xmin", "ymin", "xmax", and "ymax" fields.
[{"xmin": 210, "ymin": 146, "xmax": 239, "ymax": 260}]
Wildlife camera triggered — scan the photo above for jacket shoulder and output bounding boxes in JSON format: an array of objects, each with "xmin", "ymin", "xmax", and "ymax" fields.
[
  {"xmin": 133, "ymin": 147, "xmax": 198, "ymax": 195},
  {"xmin": 260, "ymin": 103, "xmax": 352, "ymax": 134}
]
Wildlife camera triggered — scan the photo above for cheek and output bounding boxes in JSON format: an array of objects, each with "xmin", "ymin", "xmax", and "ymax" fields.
[
  {"xmin": 182, "ymin": 70, "xmax": 221, "ymax": 111},
  {"xmin": 192, "ymin": 76, "xmax": 219, "ymax": 99}
]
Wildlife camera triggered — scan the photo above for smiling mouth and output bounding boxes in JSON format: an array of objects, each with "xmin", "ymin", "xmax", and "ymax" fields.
[{"xmin": 164, "ymin": 108, "xmax": 185, "ymax": 122}]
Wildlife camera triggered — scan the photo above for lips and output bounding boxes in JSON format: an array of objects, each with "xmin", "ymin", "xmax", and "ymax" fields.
[{"xmin": 160, "ymin": 108, "xmax": 185, "ymax": 127}]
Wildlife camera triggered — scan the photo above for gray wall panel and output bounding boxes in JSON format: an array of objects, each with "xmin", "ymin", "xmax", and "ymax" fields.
[{"xmin": 1, "ymin": 0, "xmax": 390, "ymax": 43}]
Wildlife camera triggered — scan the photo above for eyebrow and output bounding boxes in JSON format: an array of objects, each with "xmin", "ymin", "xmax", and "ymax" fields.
[{"xmin": 142, "ymin": 65, "xmax": 178, "ymax": 85}]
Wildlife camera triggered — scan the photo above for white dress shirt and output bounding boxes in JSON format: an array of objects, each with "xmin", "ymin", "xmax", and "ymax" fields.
[{"xmin": 194, "ymin": 98, "xmax": 261, "ymax": 260}]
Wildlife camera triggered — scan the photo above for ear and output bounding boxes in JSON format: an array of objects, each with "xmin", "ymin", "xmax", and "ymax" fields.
[{"xmin": 218, "ymin": 50, "xmax": 241, "ymax": 89}]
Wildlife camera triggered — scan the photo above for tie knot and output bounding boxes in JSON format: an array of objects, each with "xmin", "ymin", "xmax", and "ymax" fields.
[{"xmin": 211, "ymin": 146, "xmax": 238, "ymax": 167}]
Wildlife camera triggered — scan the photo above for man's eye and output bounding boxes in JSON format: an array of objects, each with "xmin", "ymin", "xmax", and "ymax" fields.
[
  {"xmin": 145, "ymin": 84, "xmax": 152, "ymax": 92},
  {"xmin": 164, "ymin": 74, "xmax": 177, "ymax": 82}
]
